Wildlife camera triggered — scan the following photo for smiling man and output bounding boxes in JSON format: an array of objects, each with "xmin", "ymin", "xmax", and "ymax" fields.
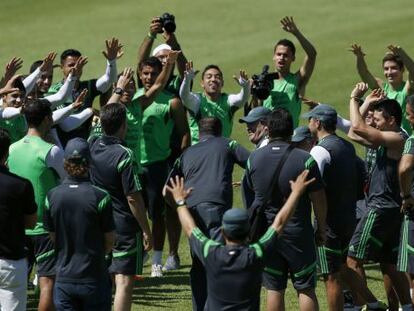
[{"xmin": 239, "ymin": 106, "xmax": 271, "ymax": 148}]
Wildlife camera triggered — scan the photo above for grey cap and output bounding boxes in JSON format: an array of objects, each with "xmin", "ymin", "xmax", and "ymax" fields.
[
  {"xmin": 239, "ymin": 107, "xmax": 271, "ymax": 124},
  {"xmin": 222, "ymin": 208, "xmax": 250, "ymax": 239},
  {"xmin": 302, "ymin": 104, "xmax": 337, "ymax": 123},
  {"xmin": 64, "ymin": 138, "xmax": 90, "ymax": 163},
  {"xmin": 292, "ymin": 126, "xmax": 312, "ymax": 142}
]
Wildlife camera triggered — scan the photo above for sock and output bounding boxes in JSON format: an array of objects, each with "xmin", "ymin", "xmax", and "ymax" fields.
[
  {"xmin": 152, "ymin": 251, "xmax": 162, "ymax": 265},
  {"xmin": 401, "ymin": 304, "xmax": 413, "ymax": 311}
]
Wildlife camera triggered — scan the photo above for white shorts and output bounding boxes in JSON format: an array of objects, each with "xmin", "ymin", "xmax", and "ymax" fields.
[{"xmin": 0, "ymin": 258, "xmax": 27, "ymax": 311}]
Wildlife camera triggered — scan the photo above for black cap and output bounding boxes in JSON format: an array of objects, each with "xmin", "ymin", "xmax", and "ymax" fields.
[
  {"xmin": 302, "ymin": 104, "xmax": 337, "ymax": 123},
  {"xmin": 222, "ymin": 208, "xmax": 250, "ymax": 239},
  {"xmin": 292, "ymin": 126, "xmax": 312, "ymax": 142},
  {"xmin": 64, "ymin": 138, "xmax": 90, "ymax": 163},
  {"xmin": 239, "ymin": 107, "xmax": 271, "ymax": 124}
]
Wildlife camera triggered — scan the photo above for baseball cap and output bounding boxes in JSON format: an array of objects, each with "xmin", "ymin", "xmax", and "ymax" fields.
[
  {"xmin": 222, "ymin": 208, "xmax": 250, "ymax": 240},
  {"xmin": 302, "ymin": 104, "xmax": 337, "ymax": 123},
  {"xmin": 292, "ymin": 126, "xmax": 312, "ymax": 142},
  {"xmin": 152, "ymin": 44, "xmax": 172, "ymax": 57},
  {"xmin": 239, "ymin": 107, "xmax": 271, "ymax": 124},
  {"xmin": 64, "ymin": 138, "xmax": 90, "ymax": 163}
]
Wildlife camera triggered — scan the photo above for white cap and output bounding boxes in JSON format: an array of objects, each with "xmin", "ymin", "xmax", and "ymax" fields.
[{"xmin": 152, "ymin": 44, "xmax": 172, "ymax": 57}]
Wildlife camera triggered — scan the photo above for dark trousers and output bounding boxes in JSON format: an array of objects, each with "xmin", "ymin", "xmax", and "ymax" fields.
[
  {"xmin": 189, "ymin": 202, "xmax": 227, "ymax": 311},
  {"xmin": 53, "ymin": 279, "xmax": 111, "ymax": 311}
]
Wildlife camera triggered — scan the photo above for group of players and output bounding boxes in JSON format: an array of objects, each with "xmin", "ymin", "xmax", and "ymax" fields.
[{"xmin": 1, "ymin": 12, "xmax": 414, "ymax": 311}]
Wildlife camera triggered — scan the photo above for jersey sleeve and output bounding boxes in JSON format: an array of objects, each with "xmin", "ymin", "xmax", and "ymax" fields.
[
  {"xmin": 43, "ymin": 196, "xmax": 54, "ymax": 232},
  {"xmin": 249, "ymin": 227, "xmax": 278, "ymax": 261},
  {"xmin": 403, "ymin": 136, "xmax": 414, "ymax": 155},
  {"xmin": 189, "ymin": 227, "xmax": 221, "ymax": 266},
  {"xmin": 117, "ymin": 148, "xmax": 142, "ymax": 196},
  {"xmin": 304, "ymin": 155, "xmax": 324, "ymax": 192}
]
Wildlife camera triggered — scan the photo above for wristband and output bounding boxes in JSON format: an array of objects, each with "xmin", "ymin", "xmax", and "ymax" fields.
[
  {"xmin": 175, "ymin": 199, "xmax": 186, "ymax": 207},
  {"xmin": 147, "ymin": 32, "xmax": 156, "ymax": 40},
  {"xmin": 114, "ymin": 87, "xmax": 124, "ymax": 95}
]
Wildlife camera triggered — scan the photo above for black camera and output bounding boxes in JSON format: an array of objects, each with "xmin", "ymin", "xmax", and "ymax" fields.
[
  {"xmin": 251, "ymin": 65, "xmax": 277, "ymax": 100},
  {"xmin": 158, "ymin": 13, "xmax": 176, "ymax": 33}
]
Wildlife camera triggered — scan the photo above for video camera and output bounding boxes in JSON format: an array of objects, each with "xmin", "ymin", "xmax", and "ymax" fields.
[
  {"xmin": 251, "ymin": 65, "xmax": 278, "ymax": 100},
  {"xmin": 158, "ymin": 13, "xmax": 176, "ymax": 33}
]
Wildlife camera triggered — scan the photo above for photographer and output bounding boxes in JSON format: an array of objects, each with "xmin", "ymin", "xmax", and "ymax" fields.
[
  {"xmin": 137, "ymin": 14, "xmax": 187, "ymax": 96},
  {"xmin": 179, "ymin": 61, "xmax": 250, "ymax": 144}
]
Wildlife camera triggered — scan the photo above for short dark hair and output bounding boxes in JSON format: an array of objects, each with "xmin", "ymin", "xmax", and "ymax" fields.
[
  {"xmin": 382, "ymin": 53, "xmax": 404, "ymax": 70},
  {"xmin": 100, "ymin": 103, "xmax": 126, "ymax": 135},
  {"xmin": 274, "ymin": 39, "xmax": 296, "ymax": 56},
  {"xmin": 60, "ymin": 49, "xmax": 82, "ymax": 64},
  {"xmin": 320, "ymin": 120, "xmax": 337, "ymax": 132},
  {"xmin": 267, "ymin": 108, "xmax": 293, "ymax": 140},
  {"xmin": 0, "ymin": 128, "xmax": 11, "ymax": 160},
  {"xmin": 11, "ymin": 77, "xmax": 26, "ymax": 96},
  {"xmin": 138, "ymin": 56, "xmax": 162, "ymax": 73},
  {"xmin": 198, "ymin": 117, "xmax": 222, "ymax": 137},
  {"xmin": 64, "ymin": 160, "xmax": 89, "ymax": 177},
  {"xmin": 22, "ymin": 99, "xmax": 52, "ymax": 128},
  {"xmin": 373, "ymin": 98, "xmax": 402, "ymax": 126},
  {"xmin": 30, "ymin": 60, "xmax": 43, "ymax": 73},
  {"xmin": 407, "ymin": 95, "xmax": 414, "ymax": 111},
  {"xmin": 201, "ymin": 65, "xmax": 223, "ymax": 79}
]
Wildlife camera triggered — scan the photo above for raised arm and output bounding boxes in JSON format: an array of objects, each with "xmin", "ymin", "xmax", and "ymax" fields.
[
  {"xmin": 388, "ymin": 45, "xmax": 414, "ymax": 95},
  {"xmin": 107, "ymin": 67, "xmax": 134, "ymax": 104},
  {"xmin": 96, "ymin": 38, "xmax": 122, "ymax": 93},
  {"xmin": 0, "ymin": 57, "xmax": 23, "ymax": 88},
  {"xmin": 53, "ymin": 89, "xmax": 87, "ymax": 125},
  {"xmin": 137, "ymin": 17, "xmax": 162, "ymax": 64},
  {"xmin": 23, "ymin": 52, "xmax": 56, "ymax": 95},
  {"xmin": 228, "ymin": 70, "xmax": 251, "ymax": 108},
  {"xmin": 349, "ymin": 44, "xmax": 381, "ymax": 89},
  {"xmin": 179, "ymin": 61, "xmax": 201, "ymax": 113},
  {"xmin": 170, "ymin": 98, "xmax": 191, "ymax": 150},
  {"xmin": 164, "ymin": 32, "xmax": 188, "ymax": 79},
  {"xmin": 280, "ymin": 16, "xmax": 317, "ymax": 87},
  {"xmin": 271, "ymin": 170, "xmax": 315, "ymax": 234}
]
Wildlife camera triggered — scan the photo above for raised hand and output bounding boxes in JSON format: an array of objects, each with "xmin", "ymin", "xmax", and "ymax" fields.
[
  {"xmin": 102, "ymin": 38, "xmax": 123, "ymax": 61},
  {"xmin": 350, "ymin": 82, "xmax": 369, "ymax": 99},
  {"xmin": 70, "ymin": 56, "xmax": 88, "ymax": 78},
  {"xmin": 387, "ymin": 44, "xmax": 401, "ymax": 55},
  {"xmin": 184, "ymin": 61, "xmax": 197, "ymax": 80},
  {"xmin": 364, "ymin": 88, "xmax": 386, "ymax": 105},
  {"xmin": 3, "ymin": 57, "xmax": 23, "ymax": 82},
  {"xmin": 116, "ymin": 67, "xmax": 133, "ymax": 90},
  {"xmin": 165, "ymin": 175, "xmax": 193, "ymax": 205},
  {"xmin": 71, "ymin": 89, "xmax": 88, "ymax": 110},
  {"xmin": 149, "ymin": 17, "xmax": 163, "ymax": 36},
  {"xmin": 233, "ymin": 70, "xmax": 249, "ymax": 86},
  {"xmin": 289, "ymin": 170, "xmax": 315, "ymax": 196},
  {"xmin": 280, "ymin": 16, "xmax": 299, "ymax": 35},
  {"xmin": 39, "ymin": 52, "xmax": 57, "ymax": 72},
  {"xmin": 349, "ymin": 44, "xmax": 366, "ymax": 57},
  {"xmin": 166, "ymin": 50, "xmax": 181, "ymax": 65},
  {"xmin": 301, "ymin": 97, "xmax": 319, "ymax": 110}
]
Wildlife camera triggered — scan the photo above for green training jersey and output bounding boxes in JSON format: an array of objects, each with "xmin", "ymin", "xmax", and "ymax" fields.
[
  {"xmin": 8, "ymin": 136, "xmax": 59, "ymax": 235},
  {"xmin": 188, "ymin": 93, "xmax": 232, "ymax": 144},
  {"xmin": 263, "ymin": 73, "xmax": 301, "ymax": 127},
  {"xmin": 0, "ymin": 115, "xmax": 27, "ymax": 143},
  {"xmin": 383, "ymin": 82, "xmax": 411, "ymax": 135},
  {"xmin": 138, "ymin": 89, "xmax": 174, "ymax": 165}
]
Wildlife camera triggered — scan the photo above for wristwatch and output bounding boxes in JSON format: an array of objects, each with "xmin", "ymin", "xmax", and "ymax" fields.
[
  {"xmin": 175, "ymin": 199, "xmax": 186, "ymax": 207},
  {"xmin": 114, "ymin": 87, "xmax": 124, "ymax": 95}
]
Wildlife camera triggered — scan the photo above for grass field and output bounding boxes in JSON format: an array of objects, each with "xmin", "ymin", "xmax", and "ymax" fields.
[{"xmin": 3, "ymin": 0, "xmax": 414, "ymax": 309}]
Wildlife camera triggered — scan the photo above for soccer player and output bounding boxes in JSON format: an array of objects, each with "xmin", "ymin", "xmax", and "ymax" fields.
[
  {"xmin": 0, "ymin": 129, "xmax": 37, "ymax": 311},
  {"xmin": 8, "ymin": 99, "xmax": 65, "ymax": 311},
  {"xmin": 350, "ymin": 44, "xmax": 414, "ymax": 134},
  {"xmin": 89, "ymin": 103, "xmax": 152, "ymax": 311},
  {"xmin": 258, "ymin": 16, "xmax": 317, "ymax": 127},
  {"xmin": 44, "ymin": 138, "xmax": 114, "ymax": 311},
  {"xmin": 47, "ymin": 38, "xmax": 122, "ymax": 146},
  {"xmin": 180, "ymin": 61, "xmax": 250, "ymax": 144},
  {"xmin": 346, "ymin": 82, "xmax": 412, "ymax": 310},
  {"xmin": 165, "ymin": 170, "xmax": 315, "ymax": 311},
  {"xmin": 136, "ymin": 51, "xmax": 190, "ymax": 276},
  {"xmin": 398, "ymin": 94, "xmax": 414, "ymax": 306},
  {"xmin": 165, "ymin": 117, "xmax": 250, "ymax": 310},
  {"xmin": 304, "ymin": 104, "xmax": 359, "ymax": 310},
  {"xmin": 244, "ymin": 108, "xmax": 327, "ymax": 311}
]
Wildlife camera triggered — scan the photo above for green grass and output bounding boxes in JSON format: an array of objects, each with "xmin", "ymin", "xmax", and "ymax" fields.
[{"xmin": 3, "ymin": 0, "xmax": 413, "ymax": 309}]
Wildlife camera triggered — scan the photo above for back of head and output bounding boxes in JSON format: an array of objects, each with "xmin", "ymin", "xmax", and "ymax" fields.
[
  {"xmin": 382, "ymin": 53, "xmax": 404, "ymax": 70},
  {"xmin": 64, "ymin": 138, "xmax": 90, "ymax": 177},
  {"xmin": 0, "ymin": 129, "xmax": 11, "ymax": 162},
  {"xmin": 267, "ymin": 108, "xmax": 293, "ymax": 140},
  {"xmin": 30, "ymin": 60, "xmax": 43, "ymax": 73},
  {"xmin": 100, "ymin": 103, "xmax": 126, "ymax": 135},
  {"xmin": 138, "ymin": 56, "xmax": 163, "ymax": 72},
  {"xmin": 9, "ymin": 77, "xmax": 26, "ymax": 97},
  {"xmin": 22, "ymin": 99, "xmax": 52, "ymax": 128},
  {"xmin": 201, "ymin": 64, "xmax": 223, "ymax": 79},
  {"xmin": 222, "ymin": 208, "xmax": 250, "ymax": 242},
  {"xmin": 60, "ymin": 49, "xmax": 81, "ymax": 64},
  {"xmin": 198, "ymin": 117, "xmax": 222, "ymax": 137},
  {"xmin": 274, "ymin": 39, "xmax": 296, "ymax": 56},
  {"xmin": 373, "ymin": 98, "xmax": 402, "ymax": 127}
]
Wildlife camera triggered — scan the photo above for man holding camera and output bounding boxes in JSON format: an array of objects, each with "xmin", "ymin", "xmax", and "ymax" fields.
[{"xmin": 256, "ymin": 16, "xmax": 317, "ymax": 128}]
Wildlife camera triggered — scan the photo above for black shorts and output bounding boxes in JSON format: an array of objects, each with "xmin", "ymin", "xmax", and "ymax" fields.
[
  {"xmin": 109, "ymin": 230, "xmax": 144, "ymax": 275},
  {"xmin": 317, "ymin": 226, "xmax": 353, "ymax": 275},
  {"xmin": 140, "ymin": 160, "xmax": 169, "ymax": 222},
  {"xmin": 398, "ymin": 215, "xmax": 414, "ymax": 275},
  {"xmin": 31, "ymin": 234, "xmax": 56, "ymax": 277},
  {"xmin": 348, "ymin": 208, "xmax": 402, "ymax": 264},
  {"xmin": 262, "ymin": 232, "xmax": 317, "ymax": 291}
]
